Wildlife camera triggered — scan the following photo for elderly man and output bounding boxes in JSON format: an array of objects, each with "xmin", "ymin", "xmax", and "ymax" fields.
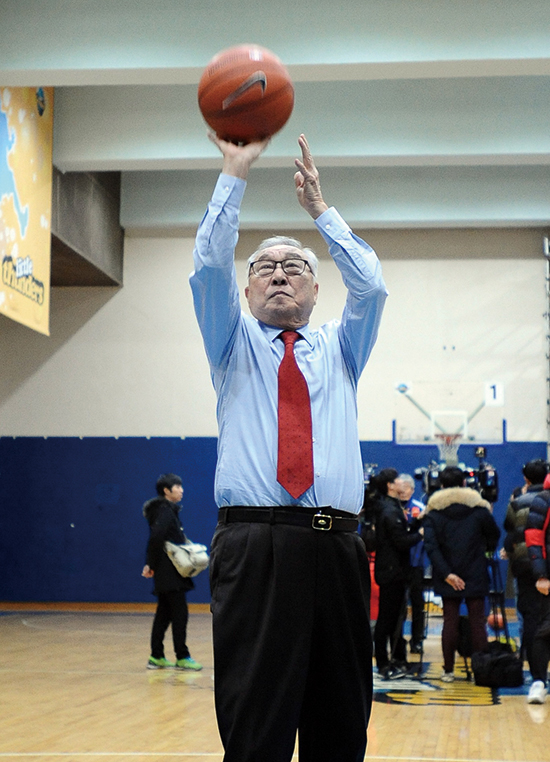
[
  {"xmin": 189, "ymin": 133, "xmax": 387, "ymax": 762},
  {"xmin": 423, "ymin": 466, "xmax": 500, "ymax": 682},
  {"xmin": 374, "ymin": 469, "xmax": 423, "ymax": 678},
  {"xmin": 397, "ymin": 473, "xmax": 427, "ymax": 655}
]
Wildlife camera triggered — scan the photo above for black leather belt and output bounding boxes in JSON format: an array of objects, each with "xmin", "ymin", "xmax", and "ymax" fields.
[{"xmin": 218, "ymin": 507, "xmax": 358, "ymax": 532}]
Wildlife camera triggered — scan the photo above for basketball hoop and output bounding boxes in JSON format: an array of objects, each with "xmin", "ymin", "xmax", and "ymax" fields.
[{"xmin": 434, "ymin": 433, "xmax": 462, "ymax": 466}]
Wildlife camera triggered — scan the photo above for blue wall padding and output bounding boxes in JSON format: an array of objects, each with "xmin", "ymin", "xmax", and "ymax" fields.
[
  {"xmin": 0, "ymin": 437, "xmax": 546, "ymax": 603},
  {"xmin": 0, "ymin": 437, "xmax": 219, "ymax": 604}
]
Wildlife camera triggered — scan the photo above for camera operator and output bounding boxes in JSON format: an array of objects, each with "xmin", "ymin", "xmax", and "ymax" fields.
[{"xmin": 423, "ymin": 466, "xmax": 500, "ymax": 682}]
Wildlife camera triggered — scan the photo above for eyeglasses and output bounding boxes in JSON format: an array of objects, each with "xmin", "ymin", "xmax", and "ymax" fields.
[{"xmin": 249, "ymin": 258, "xmax": 312, "ymax": 277}]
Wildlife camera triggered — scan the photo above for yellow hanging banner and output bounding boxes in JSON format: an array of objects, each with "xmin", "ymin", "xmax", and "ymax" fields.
[{"xmin": 0, "ymin": 86, "xmax": 53, "ymax": 335}]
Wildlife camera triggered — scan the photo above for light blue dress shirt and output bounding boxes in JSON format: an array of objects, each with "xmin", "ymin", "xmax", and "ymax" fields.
[{"xmin": 190, "ymin": 174, "xmax": 388, "ymax": 514}]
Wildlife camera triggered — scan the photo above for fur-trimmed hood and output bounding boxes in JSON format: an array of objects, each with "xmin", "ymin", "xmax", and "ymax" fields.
[
  {"xmin": 142, "ymin": 496, "xmax": 180, "ymax": 523},
  {"xmin": 425, "ymin": 486, "xmax": 491, "ymax": 514}
]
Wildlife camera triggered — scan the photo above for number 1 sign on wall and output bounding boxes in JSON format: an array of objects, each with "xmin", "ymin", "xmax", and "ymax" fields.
[{"xmin": 485, "ymin": 382, "xmax": 504, "ymax": 407}]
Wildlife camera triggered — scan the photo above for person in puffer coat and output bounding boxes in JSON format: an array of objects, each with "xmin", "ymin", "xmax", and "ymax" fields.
[
  {"xmin": 142, "ymin": 473, "xmax": 201, "ymax": 671},
  {"xmin": 524, "ymin": 483, "xmax": 550, "ymax": 703},
  {"xmin": 502, "ymin": 459, "xmax": 547, "ymax": 677},
  {"xmin": 423, "ymin": 466, "xmax": 500, "ymax": 682}
]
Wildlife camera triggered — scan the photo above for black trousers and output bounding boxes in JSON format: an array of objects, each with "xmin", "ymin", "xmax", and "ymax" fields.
[
  {"xmin": 150, "ymin": 589, "xmax": 190, "ymax": 661},
  {"xmin": 516, "ymin": 574, "xmax": 542, "ymax": 674},
  {"xmin": 374, "ymin": 581, "xmax": 407, "ymax": 669},
  {"xmin": 408, "ymin": 566, "xmax": 425, "ymax": 645},
  {"xmin": 210, "ymin": 518, "xmax": 373, "ymax": 762},
  {"xmin": 531, "ymin": 593, "xmax": 550, "ymax": 683},
  {"xmin": 441, "ymin": 596, "xmax": 487, "ymax": 673}
]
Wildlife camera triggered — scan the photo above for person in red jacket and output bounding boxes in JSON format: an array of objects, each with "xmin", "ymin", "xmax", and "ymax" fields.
[
  {"xmin": 502, "ymin": 459, "xmax": 548, "ymax": 681},
  {"xmin": 524, "ymin": 478, "xmax": 550, "ymax": 704}
]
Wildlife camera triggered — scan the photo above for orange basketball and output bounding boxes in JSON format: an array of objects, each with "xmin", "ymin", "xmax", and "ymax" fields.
[
  {"xmin": 487, "ymin": 611, "xmax": 504, "ymax": 631},
  {"xmin": 198, "ymin": 44, "xmax": 294, "ymax": 144}
]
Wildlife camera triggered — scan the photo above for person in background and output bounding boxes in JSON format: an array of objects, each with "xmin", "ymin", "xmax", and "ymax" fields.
[
  {"xmin": 397, "ymin": 473, "xmax": 426, "ymax": 655},
  {"xmin": 501, "ymin": 459, "xmax": 548, "ymax": 682},
  {"xmin": 423, "ymin": 466, "xmax": 500, "ymax": 682},
  {"xmin": 142, "ymin": 473, "xmax": 202, "ymax": 671},
  {"xmin": 524, "ymin": 483, "xmax": 550, "ymax": 704},
  {"xmin": 374, "ymin": 468, "xmax": 423, "ymax": 679}
]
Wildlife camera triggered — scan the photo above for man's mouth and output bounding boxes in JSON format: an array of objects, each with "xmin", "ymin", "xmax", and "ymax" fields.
[{"xmin": 269, "ymin": 290, "xmax": 291, "ymax": 299}]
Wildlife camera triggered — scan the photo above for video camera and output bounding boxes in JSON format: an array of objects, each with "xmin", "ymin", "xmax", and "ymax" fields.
[{"xmin": 414, "ymin": 446, "xmax": 499, "ymax": 503}]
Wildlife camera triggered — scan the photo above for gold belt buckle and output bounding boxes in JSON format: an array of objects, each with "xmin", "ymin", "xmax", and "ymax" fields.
[{"xmin": 312, "ymin": 513, "xmax": 333, "ymax": 531}]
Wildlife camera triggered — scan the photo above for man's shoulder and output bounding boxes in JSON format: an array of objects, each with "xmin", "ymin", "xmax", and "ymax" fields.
[
  {"xmin": 530, "ymin": 490, "xmax": 550, "ymax": 512},
  {"xmin": 380, "ymin": 496, "xmax": 403, "ymax": 516},
  {"xmin": 516, "ymin": 486, "xmax": 545, "ymax": 502},
  {"xmin": 143, "ymin": 496, "xmax": 164, "ymax": 521}
]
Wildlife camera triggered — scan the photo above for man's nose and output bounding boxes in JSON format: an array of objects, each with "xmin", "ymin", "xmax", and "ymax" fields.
[{"xmin": 270, "ymin": 262, "xmax": 288, "ymax": 283}]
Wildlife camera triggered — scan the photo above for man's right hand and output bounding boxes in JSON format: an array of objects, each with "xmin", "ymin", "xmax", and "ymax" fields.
[
  {"xmin": 536, "ymin": 577, "xmax": 550, "ymax": 596},
  {"xmin": 208, "ymin": 132, "xmax": 270, "ymax": 180}
]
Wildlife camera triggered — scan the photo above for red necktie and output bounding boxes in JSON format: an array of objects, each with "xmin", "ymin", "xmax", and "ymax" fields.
[{"xmin": 277, "ymin": 331, "xmax": 314, "ymax": 498}]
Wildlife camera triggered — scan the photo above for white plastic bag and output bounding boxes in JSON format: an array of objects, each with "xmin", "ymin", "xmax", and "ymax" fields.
[{"xmin": 164, "ymin": 540, "xmax": 209, "ymax": 578}]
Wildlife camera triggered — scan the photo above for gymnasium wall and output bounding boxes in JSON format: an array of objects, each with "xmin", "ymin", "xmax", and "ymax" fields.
[
  {"xmin": 0, "ymin": 435, "xmax": 546, "ymax": 603},
  {"xmin": 0, "ymin": 232, "xmax": 547, "ymax": 602}
]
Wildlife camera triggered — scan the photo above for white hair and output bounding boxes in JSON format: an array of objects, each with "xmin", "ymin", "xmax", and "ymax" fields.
[
  {"xmin": 247, "ymin": 235, "xmax": 319, "ymax": 278},
  {"xmin": 397, "ymin": 473, "xmax": 415, "ymax": 487}
]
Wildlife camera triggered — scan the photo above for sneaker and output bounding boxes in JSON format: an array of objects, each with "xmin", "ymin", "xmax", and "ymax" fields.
[
  {"xmin": 175, "ymin": 657, "xmax": 203, "ymax": 671},
  {"xmin": 527, "ymin": 681, "xmax": 548, "ymax": 704},
  {"xmin": 393, "ymin": 660, "xmax": 414, "ymax": 675},
  {"xmin": 147, "ymin": 656, "xmax": 175, "ymax": 670},
  {"xmin": 379, "ymin": 664, "xmax": 407, "ymax": 680},
  {"xmin": 441, "ymin": 671, "xmax": 455, "ymax": 683}
]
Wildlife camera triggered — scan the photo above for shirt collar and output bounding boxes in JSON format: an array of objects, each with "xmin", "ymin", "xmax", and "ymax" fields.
[{"xmin": 257, "ymin": 320, "xmax": 314, "ymax": 349}]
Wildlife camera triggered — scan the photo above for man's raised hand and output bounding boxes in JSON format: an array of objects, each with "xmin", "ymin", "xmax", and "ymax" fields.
[
  {"xmin": 294, "ymin": 134, "xmax": 329, "ymax": 219},
  {"xmin": 208, "ymin": 132, "xmax": 270, "ymax": 180}
]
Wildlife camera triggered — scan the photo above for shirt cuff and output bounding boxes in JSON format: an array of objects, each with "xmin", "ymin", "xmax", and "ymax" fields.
[
  {"xmin": 212, "ymin": 173, "xmax": 247, "ymax": 210},
  {"xmin": 314, "ymin": 206, "xmax": 351, "ymax": 244}
]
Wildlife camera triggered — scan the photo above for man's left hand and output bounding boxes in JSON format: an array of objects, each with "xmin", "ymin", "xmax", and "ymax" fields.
[{"xmin": 294, "ymin": 134, "xmax": 329, "ymax": 219}]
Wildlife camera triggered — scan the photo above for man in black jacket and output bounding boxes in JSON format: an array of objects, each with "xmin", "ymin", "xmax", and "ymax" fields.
[
  {"xmin": 424, "ymin": 467, "xmax": 500, "ymax": 682},
  {"xmin": 374, "ymin": 468, "xmax": 423, "ymax": 679},
  {"xmin": 142, "ymin": 473, "xmax": 202, "ymax": 671},
  {"xmin": 502, "ymin": 459, "xmax": 548, "ymax": 680}
]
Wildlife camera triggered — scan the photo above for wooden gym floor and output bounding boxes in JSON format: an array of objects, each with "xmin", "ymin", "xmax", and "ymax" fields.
[{"xmin": 0, "ymin": 603, "xmax": 549, "ymax": 762}]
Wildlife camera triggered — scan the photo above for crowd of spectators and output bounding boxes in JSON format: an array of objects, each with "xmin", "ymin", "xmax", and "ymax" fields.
[{"xmin": 362, "ymin": 458, "xmax": 550, "ymax": 702}]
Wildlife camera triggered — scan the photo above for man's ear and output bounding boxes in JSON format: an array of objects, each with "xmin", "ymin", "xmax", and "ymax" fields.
[
  {"xmin": 313, "ymin": 282, "xmax": 319, "ymax": 303},
  {"xmin": 245, "ymin": 286, "xmax": 249, "ymax": 300}
]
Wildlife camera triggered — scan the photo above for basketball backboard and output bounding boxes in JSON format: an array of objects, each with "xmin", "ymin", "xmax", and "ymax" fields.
[{"xmin": 394, "ymin": 380, "xmax": 504, "ymax": 445}]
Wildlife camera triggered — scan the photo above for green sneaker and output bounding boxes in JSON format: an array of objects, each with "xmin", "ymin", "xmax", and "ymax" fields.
[
  {"xmin": 175, "ymin": 657, "xmax": 203, "ymax": 671},
  {"xmin": 147, "ymin": 656, "xmax": 175, "ymax": 670}
]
